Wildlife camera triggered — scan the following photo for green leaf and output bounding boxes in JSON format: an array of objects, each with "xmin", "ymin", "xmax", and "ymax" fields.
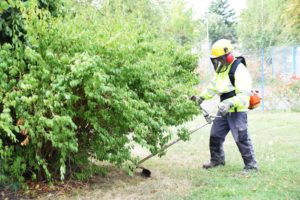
[{"xmin": 0, "ymin": 2, "xmax": 9, "ymax": 10}]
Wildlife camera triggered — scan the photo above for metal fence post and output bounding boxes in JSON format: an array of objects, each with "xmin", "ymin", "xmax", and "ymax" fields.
[
  {"xmin": 271, "ymin": 47, "xmax": 275, "ymax": 77},
  {"xmin": 261, "ymin": 48, "xmax": 265, "ymax": 112},
  {"xmin": 292, "ymin": 46, "xmax": 297, "ymax": 75},
  {"xmin": 283, "ymin": 47, "xmax": 287, "ymax": 73}
]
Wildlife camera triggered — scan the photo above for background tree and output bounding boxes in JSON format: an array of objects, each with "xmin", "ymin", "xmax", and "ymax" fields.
[
  {"xmin": 282, "ymin": 0, "xmax": 300, "ymax": 43},
  {"xmin": 162, "ymin": 0, "xmax": 201, "ymax": 45},
  {"xmin": 206, "ymin": 0, "xmax": 237, "ymax": 44},
  {"xmin": 237, "ymin": 0, "xmax": 286, "ymax": 50}
]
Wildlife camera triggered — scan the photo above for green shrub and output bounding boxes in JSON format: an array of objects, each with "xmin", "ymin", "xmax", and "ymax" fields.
[{"xmin": 0, "ymin": 0, "xmax": 200, "ymax": 187}]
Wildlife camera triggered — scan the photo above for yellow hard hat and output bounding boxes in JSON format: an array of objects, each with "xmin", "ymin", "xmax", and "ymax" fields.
[{"xmin": 211, "ymin": 39, "xmax": 233, "ymax": 58}]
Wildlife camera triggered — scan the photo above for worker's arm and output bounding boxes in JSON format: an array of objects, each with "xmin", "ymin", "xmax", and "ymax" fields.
[{"xmin": 200, "ymin": 76, "xmax": 218, "ymax": 100}]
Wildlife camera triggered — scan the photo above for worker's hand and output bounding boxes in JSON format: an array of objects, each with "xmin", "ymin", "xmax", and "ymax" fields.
[
  {"xmin": 218, "ymin": 101, "xmax": 233, "ymax": 117},
  {"xmin": 190, "ymin": 95, "xmax": 197, "ymax": 101},
  {"xmin": 190, "ymin": 95, "xmax": 204, "ymax": 105}
]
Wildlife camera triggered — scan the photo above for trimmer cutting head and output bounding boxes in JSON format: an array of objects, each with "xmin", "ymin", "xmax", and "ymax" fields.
[
  {"xmin": 142, "ymin": 168, "xmax": 151, "ymax": 177},
  {"xmin": 137, "ymin": 166, "xmax": 151, "ymax": 178}
]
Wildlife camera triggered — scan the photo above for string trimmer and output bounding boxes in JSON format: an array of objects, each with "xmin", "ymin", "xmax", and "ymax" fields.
[{"xmin": 136, "ymin": 105, "xmax": 219, "ymax": 177}]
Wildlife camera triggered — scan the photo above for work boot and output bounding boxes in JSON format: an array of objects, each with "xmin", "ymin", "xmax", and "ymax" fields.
[
  {"xmin": 243, "ymin": 165, "xmax": 258, "ymax": 172},
  {"xmin": 202, "ymin": 161, "xmax": 225, "ymax": 169}
]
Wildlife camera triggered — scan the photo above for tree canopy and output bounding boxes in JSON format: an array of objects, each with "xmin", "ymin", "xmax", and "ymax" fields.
[
  {"xmin": 206, "ymin": 0, "xmax": 237, "ymax": 44},
  {"xmin": 237, "ymin": 0, "xmax": 299, "ymax": 49}
]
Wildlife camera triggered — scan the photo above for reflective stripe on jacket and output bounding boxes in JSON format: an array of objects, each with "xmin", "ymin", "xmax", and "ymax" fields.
[{"xmin": 200, "ymin": 61, "xmax": 252, "ymax": 112}]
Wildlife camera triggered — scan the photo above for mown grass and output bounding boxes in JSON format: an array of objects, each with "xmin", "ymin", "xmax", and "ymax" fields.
[{"xmin": 149, "ymin": 112, "xmax": 300, "ymax": 200}]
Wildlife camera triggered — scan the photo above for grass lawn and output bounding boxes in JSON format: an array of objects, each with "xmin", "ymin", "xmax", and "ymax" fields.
[{"xmin": 49, "ymin": 112, "xmax": 300, "ymax": 200}]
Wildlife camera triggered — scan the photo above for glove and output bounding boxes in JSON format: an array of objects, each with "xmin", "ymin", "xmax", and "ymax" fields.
[
  {"xmin": 218, "ymin": 101, "xmax": 234, "ymax": 117},
  {"xmin": 190, "ymin": 95, "xmax": 204, "ymax": 105},
  {"xmin": 190, "ymin": 95, "xmax": 197, "ymax": 101}
]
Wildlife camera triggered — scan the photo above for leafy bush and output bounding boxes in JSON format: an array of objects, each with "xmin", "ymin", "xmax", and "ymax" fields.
[{"xmin": 0, "ymin": 0, "xmax": 200, "ymax": 187}]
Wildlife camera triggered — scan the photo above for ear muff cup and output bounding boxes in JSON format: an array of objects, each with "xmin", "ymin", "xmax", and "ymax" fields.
[{"xmin": 225, "ymin": 53, "xmax": 234, "ymax": 64}]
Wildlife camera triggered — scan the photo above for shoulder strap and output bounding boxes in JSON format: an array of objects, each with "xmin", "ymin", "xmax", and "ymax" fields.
[{"xmin": 228, "ymin": 56, "xmax": 246, "ymax": 87}]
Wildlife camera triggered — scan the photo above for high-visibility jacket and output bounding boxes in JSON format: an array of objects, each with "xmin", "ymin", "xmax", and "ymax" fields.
[{"xmin": 200, "ymin": 60, "xmax": 252, "ymax": 112}]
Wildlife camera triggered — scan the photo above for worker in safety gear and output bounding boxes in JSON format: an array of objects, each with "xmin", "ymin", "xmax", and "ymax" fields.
[{"xmin": 192, "ymin": 39, "xmax": 258, "ymax": 171}]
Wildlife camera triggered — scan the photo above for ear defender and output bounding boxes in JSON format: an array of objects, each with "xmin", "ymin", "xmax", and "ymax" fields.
[
  {"xmin": 224, "ymin": 47, "xmax": 234, "ymax": 64},
  {"xmin": 225, "ymin": 53, "xmax": 234, "ymax": 64}
]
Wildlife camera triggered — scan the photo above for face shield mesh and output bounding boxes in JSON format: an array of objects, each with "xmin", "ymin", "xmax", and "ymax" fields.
[{"xmin": 210, "ymin": 55, "xmax": 229, "ymax": 73}]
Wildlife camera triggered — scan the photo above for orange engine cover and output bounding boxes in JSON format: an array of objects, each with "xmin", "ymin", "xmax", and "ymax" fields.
[{"xmin": 249, "ymin": 90, "xmax": 262, "ymax": 110}]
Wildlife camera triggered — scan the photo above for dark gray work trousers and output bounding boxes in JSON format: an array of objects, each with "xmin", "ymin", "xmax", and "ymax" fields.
[{"xmin": 210, "ymin": 111, "xmax": 257, "ymax": 168}]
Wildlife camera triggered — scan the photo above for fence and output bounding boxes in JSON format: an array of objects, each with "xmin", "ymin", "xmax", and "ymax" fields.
[{"xmin": 245, "ymin": 46, "xmax": 300, "ymax": 111}]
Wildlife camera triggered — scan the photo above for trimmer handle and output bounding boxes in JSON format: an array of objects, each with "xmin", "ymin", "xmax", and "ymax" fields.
[{"xmin": 200, "ymin": 105, "xmax": 219, "ymax": 124}]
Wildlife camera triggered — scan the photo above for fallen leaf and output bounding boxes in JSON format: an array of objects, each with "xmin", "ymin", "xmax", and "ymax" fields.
[
  {"xmin": 20, "ymin": 129, "xmax": 28, "ymax": 136},
  {"xmin": 21, "ymin": 136, "xmax": 29, "ymax": 146},
  {"xmin": 17, "ymin": 118, "xmax": 25, "ymax": 126}
]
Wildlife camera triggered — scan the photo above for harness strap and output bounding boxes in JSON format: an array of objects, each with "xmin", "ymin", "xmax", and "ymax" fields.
[
  {"xmin": 220, "ymin": 57, "xmax": 246, "ymax": 113},
  {"xmin": 220, "ymin": 90, "xmax": 236, "ymax": 102}
]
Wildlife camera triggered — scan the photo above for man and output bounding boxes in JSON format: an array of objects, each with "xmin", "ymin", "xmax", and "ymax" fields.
[{"xmin": 192, "ymin": 39, "xmax": 258, "ymax": 171}]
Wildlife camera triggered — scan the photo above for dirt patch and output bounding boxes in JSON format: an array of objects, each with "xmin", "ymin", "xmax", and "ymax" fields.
[
  {"xmin": 0, "ymin": 188, "xmax": 21, "ymax": 200},
  {"xmin": 39, "ymin": 166, "xmax": 192, "ymax": 200}
]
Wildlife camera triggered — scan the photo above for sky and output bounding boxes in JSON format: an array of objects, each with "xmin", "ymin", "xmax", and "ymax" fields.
[{"xmin": 186, "ymin": 0, "xmax": 247, "ymax": 19}]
